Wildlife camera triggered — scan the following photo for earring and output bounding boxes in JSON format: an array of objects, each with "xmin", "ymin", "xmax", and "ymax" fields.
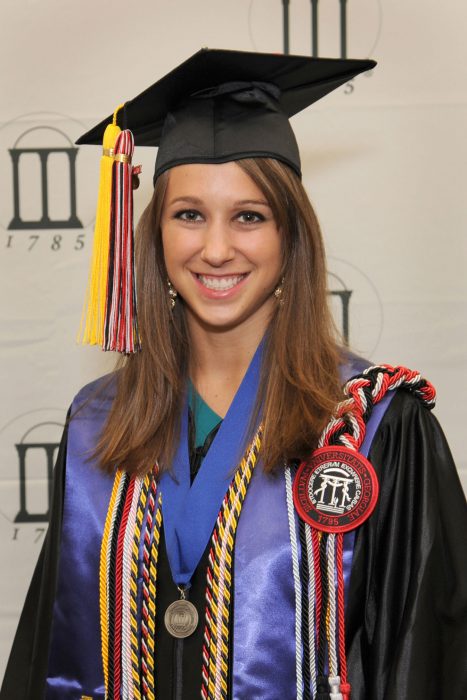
[
  {"xmin": 274, "ymin": 277, "xmax": 285, "ymax": 303},
  {"xmin": 167, "ymin": 279, "xmax": 178, "ymax": 308}
]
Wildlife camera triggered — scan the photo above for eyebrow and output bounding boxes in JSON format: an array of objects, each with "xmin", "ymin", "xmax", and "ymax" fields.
[
  {"xmin": 234, "ymin": 199, "xmax": 270, "ymax": 207},
  {"xmin": 168, "ymin": 196, "xmax": 203, "ymax": 206},
  {"xmin": 167, "ymin": 196, "xmax": 271, "ymax": 207}
]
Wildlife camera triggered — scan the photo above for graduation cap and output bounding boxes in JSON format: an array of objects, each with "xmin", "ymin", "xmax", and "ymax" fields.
[
  {"xmin": 77, "ymin": 48, "xmax": 376, "ymax": 354},
  {"xmin": 78, "ymin": 48, "xmax": 375, "ymax": 181}
]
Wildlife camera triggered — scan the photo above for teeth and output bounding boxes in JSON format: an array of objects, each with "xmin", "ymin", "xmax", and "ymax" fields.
[{"xmin": 198, "ymin": 275, "xmax": 245, "ymax": 291}]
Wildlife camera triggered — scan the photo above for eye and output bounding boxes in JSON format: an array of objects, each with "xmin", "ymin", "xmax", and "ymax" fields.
[
  {"xmin": 236, "ymin": 211, "xmax": 266, "ymax": 224},
  {"xmin": 174, "ymin": 209, "xmax": 203, "ymax": 222}
]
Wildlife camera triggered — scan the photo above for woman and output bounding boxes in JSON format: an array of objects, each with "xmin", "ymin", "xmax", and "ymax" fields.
[{"xmin": 2, "ymin": 49, "xmax": 466, "ymax": 700}]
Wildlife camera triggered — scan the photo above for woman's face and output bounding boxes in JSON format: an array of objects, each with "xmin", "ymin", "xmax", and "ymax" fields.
[{"xmin": 161, "ymin": 161, "xmax": 282, "ymax": 338}]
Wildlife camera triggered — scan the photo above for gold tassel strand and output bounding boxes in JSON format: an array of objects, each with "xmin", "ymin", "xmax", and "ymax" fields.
[{"xmin": 78, "ymin": 104, "xmax": 123, "ymax": 347}]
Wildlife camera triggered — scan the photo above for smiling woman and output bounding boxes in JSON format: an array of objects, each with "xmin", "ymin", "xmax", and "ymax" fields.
[
  {"xmin": 161, "ymin": 162, "xmax": 282, "ymax": 341},
  {"xmin": 2, "ymin": 49, "xmax": 466, "ymax": 700}
]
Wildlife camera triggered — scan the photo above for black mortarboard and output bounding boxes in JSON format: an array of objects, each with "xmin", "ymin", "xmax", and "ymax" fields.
[{"xmin": 77, "ymin": 48, "xmax": 376, "ymax": 181}]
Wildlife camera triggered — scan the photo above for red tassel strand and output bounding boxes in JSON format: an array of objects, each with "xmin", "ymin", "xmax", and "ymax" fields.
[
  {"xmin": 103, "ymin": 130, "xmax": 141, "ymax": 353},
  {"xmin": 336, "ymin": 534, "xmax": 349, "ymax": 693}
]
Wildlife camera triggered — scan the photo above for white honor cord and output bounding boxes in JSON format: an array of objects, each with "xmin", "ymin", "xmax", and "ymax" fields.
[
  {"xmin": 326, "ymin": 534, "xmax": 338, "ymax": 677},
  {"xmin": 305, "ymin": 522, "xmax": 317, "ymax": 697},
  {"xmin": 285, "ymin": 465, "xmax": 304, "ymax": 700}
]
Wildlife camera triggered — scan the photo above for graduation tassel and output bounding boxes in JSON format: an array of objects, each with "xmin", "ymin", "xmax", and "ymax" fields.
[
  {"xmin": 78, "ymin": 105, "xmax": 123, "ymax": 348},
  {"xmin": 103, "ymin": 128, "xmax": 141, "ymax": 353},
  {"xmin": 78, "ymin": 104, "xmax": 141, "ymax": 353}
]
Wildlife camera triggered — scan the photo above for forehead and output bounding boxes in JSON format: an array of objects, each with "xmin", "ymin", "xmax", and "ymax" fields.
[{"xmin": 164, "ymin": 162, "xmax": 267, "ymax": 204}]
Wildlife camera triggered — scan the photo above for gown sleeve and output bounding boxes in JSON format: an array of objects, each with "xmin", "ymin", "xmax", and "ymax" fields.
[
  {"xmin": 346, "ymin": 391, "xmax": 467, "ymax": 700},
  {"xmin": 0, "ymin": 420, "xmax": 69, "ymax": 700}
]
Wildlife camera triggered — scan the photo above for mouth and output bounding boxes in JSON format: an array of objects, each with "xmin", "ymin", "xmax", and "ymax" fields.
[{"xmin": 196, "ymin": 273, "xmax": 248, "ymax": 291}]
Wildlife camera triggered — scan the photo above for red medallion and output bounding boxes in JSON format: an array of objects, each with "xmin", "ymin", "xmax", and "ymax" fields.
[{"xmin": 293, "ymin": 446, "xmax": 379, "ymax": 533}]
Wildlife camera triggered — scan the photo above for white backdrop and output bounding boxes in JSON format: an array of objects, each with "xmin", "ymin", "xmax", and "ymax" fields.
[{"xmin": 1, "ymin": 0, "xmax": 466, "ymax": 681}]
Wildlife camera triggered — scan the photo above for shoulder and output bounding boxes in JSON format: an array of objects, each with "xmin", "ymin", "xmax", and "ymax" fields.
[
  {"xmin": 65, "ymin": 373, "xmax": 119, "ymax": 467},
  {"xmin": 339, "ymin": 359, "xmax": 454, "ymax": 484},
  {"xmin": 73, "ymin": 371, "xmax": 117, "ymax": 404},
  {"xmin": 371, "ymin": 388, "xmax": 443, "ymax": 455},
  {"xmin": 339, "ymin": 354, "xmax": 440, "ymax": 447},
  {"xmin": 368, "ymin": 388, "xmax": 464, "ymax": 515},
  {"xmin": 70, "ymin": 371, "xmax": 118, "ymax": 421}
]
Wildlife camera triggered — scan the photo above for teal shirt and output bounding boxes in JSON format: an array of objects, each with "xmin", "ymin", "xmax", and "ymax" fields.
[{"xmin": 188, "ymin": 381, "xmax": 222, "ymax": 449}]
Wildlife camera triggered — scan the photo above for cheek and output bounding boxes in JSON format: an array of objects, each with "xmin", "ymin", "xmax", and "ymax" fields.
[
  {"xmin": 161, "ymin": 228, "xmax": 182, "ymax": 281},
  {"xmin": 161, "ymin": 227, "xmax": 172, "ymax": 272},
  {"xmin": 161, "ymin": 224, "xmax": 183, "ymax": 262},
  {"xmin": 162, "ymin": 226, "xmax": 200, "ymax": 275},
  {"xmin": 258, "ymin": 231, "xmax": 283, "ymax": 273}
]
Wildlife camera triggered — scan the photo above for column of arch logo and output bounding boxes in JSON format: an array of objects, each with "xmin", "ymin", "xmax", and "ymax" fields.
[
  {"xmin": 0, "ymin": 409, "xmax": 65, "ymax": 524},
  {"xmin": 8, "ymin": 126, "xmax": 82, "ymax": 230},
  {"xmin": 327, "ymin": 256, "xmax": 384, "ymax": 358},
  {"xmin": 249, "ymin": 0, "xmax": 382, "ymax": 68},
  {"xmin": 0, "ymin": 112, "xmax": 99, "ymax": 234}
]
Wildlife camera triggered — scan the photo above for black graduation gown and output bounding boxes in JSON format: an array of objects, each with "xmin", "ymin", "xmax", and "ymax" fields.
[{"xmin": 2, "ymin": 392, "xmax": 467, "ymax": 700}]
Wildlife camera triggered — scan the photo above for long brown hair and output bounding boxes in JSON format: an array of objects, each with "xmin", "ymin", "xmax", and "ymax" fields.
[{"xmin": 94, "ymin": 158, "xmax": 342, "ymax": 474}]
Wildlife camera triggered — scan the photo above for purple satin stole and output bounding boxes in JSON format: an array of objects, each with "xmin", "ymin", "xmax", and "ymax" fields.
[
  {"xmin": 46, "ymin": 377, "xmax": 115, "ymax": 699},
  {"xmin": 45, "ymin": 360, "xmax": 393, "ymax": 699}
]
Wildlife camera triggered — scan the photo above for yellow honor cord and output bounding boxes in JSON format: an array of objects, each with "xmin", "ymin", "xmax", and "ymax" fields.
[{"xmin": 99, "ymin": 469, "xmax": 124, "ymax": 690}]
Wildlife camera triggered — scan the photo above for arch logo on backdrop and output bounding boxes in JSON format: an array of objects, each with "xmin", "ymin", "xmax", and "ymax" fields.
[
  {"xmin": 327, "ymin": 256, "xmax": 383, "ymax": 359},
  {"xmin": 0, "ymin": 410, "xmax": 64, "ymax": 544},
  {"xmin": 249, "ymin": 0, "xmax": 382, "ymax": 79},
  {"xmin": 0, "ymin": 112, "xmax": 98, "ymax": 254}
]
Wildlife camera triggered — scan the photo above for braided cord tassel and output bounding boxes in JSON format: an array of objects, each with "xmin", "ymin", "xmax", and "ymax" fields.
[
  {"xmin": 201, "ymin": 428, "xmax": 262, "ymax": 700},
  {"xmin": 128, "ymin": 471, "xmax": 151, "ymax": 700},
  {"xmin": 316, "ymin": 533, "xmax": 330, "ymax": 700},
  {"xmin": 139, "ymin": 475, "xmax": 155, "ymax": 699},
  {"xmin": 107, "ymin": 474, "xmax": 131, "ymax": 699},
  {"xmin": 141, "ymin": 481, "xmax": 162, "ymax": 700},
  {"xmin": 100, "ymin": 467, "xmax": 160, "ymax": 700},
  {"xmin": 121, "ymin": 477, "xmax": 145, "ymax": 700},
  {"xmin": 326, "ymin": 535, "xmax": 338, "ymax": 679},
  {"xmin": 320, "ymin": 365, "xmax": 435, "ymax": 452},
  {"xmin": 335, "ymin": 534, "xmax": 349, "ymax": 700},
  {"xmin": 149, "ymin": 493, "xmax": 163, "ymax": 689},
  {"xmin": 113, "ymin": 477, "xmax": 137, "ymax": 698},
  {"xmin": 298, "ymin": 516, "xmax": 312, "ymax": 700},
  {"xmin": 304, "ymin": 523, "xmax": 317, "ymax": 698},
  {"xmin": 100, "ymin": 470, "xmax": 125, "ymax": 694},
  {"xmin": 326, "ymin": 536, "xmax": 343, "ymax": 700},
  {"xmin": 285, "ymin": 465, "xmax": 304, "ymax": 700}
]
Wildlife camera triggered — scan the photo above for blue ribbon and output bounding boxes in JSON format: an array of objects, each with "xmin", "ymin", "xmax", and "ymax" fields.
[{"xmin": 159, "ymin": 341, "xmax": 263, "ymax": 588}]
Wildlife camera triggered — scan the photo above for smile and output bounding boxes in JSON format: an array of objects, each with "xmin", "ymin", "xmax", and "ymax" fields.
[{"xmin": 197, "ymin": 274, "xmax": 247, "ymax": 291}]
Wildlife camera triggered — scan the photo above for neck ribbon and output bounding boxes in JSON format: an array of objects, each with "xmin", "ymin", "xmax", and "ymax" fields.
[{"xmin": 159, "ymin": 341, "xmax": 263, "ymax": 588}]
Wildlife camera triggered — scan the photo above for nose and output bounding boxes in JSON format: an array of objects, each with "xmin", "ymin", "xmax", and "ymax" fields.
[{"xmin": 199, "ymin": 220, "xmax": 235, "ymax": 267}]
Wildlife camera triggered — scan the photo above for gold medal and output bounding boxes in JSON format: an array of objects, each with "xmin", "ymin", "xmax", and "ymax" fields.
[{"xmin": 164, "ymin": 599, "xmax": 199, "ymax": 638}]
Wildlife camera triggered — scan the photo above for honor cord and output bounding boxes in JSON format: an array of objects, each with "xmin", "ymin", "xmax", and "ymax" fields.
[{"xmin": 285, "ymin": 465, "xmax": 304, "ymax": 700}]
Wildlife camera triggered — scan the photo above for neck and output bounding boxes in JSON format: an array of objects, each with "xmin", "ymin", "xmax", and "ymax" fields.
[{"xmin": 187, "ymin": 318, "xmax": 267, "ymax": 418}]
